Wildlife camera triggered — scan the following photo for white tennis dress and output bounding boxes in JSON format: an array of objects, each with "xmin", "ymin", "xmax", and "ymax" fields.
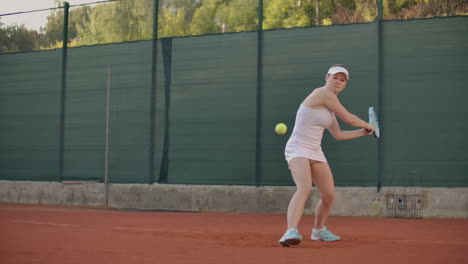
[{"xmin": 285, "ymin": 104, "xmax": 335, "ymax": 164}]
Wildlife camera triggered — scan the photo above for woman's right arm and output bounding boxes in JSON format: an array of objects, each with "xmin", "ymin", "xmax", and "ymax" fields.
[{"xmin": 321, "ymin": 89, "xmax": 374, "ymax": 131}]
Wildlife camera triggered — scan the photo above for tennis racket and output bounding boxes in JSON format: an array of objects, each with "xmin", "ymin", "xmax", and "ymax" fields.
[{"xmin": 368, "ymin": 106, "xmax": 380, "ymax": 138}]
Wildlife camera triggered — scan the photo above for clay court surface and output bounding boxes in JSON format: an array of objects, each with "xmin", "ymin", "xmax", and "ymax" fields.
[{"xmin": 1, "ymin": 203, "xmax": 467, "ymax": 264}]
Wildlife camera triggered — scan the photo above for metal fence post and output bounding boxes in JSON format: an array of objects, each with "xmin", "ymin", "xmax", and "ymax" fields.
[
  {"xmin": 377, "ymin": 0, "xmax": 384, "ymax": 191},
  {"xmin": 149, "ymin": 0, "xmax": 159, "ymax": 184},
  {"xmin": 255, "ymin": 0, "xmax": 264, "ymax": 186},
  {"xmin": 58, "ymin": 2, "xmax": 69, "ymax": 182}
]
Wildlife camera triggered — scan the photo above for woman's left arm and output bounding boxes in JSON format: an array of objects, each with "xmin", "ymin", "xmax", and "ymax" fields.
[{"xmin": 328, "ymin": 115, "xmax": 373, "ymax": 141}]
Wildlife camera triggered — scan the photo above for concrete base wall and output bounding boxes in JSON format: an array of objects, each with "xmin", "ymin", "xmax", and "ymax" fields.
[{"xmin": 1, "ymin": 181, "xmax": 467, "ymax": 218}]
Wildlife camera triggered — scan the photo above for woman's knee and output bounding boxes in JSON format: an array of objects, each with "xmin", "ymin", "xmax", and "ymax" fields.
[
  {"xmin": 320, "ymin": 191, "xmax": 335, "ymax": 206},
  {"xmin": 296, "ymin": 185, "xmax": 312, "ymax": 197}
]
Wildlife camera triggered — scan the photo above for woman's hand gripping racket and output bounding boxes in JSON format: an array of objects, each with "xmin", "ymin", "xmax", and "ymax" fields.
[{"xmin": 367, "ymin": 106, "xmax": 380, "ymax": 138}]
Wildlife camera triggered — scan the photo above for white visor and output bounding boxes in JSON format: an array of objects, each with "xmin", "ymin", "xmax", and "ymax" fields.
[{"xmin": 327, "ymin": 66, "xmax": 349, "ymax": 80}]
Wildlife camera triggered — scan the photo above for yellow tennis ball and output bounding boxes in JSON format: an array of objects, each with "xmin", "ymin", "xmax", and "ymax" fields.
[{"xmin": 275, "ymin": 123, "xmax": 287, "ymax": 135}]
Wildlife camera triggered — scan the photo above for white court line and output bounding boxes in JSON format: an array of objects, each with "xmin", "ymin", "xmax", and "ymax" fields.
[
  {"xmin": 382, "ymin": 239, "xmax": 468, "ymax": 246},
  {"xmin": 11, "ymin": 220, "xmax": 80, "ymax": 227},
  {"xmin": 113, "ymin": 227, "xmax": 205, "ymax": 234},
  {"xmin": 9, "ymin": 223, "xmax": 468, "ymax": 245},
  {"xmin": 113, "ymin": 227, "xmax": 160, "ymax": 232}
]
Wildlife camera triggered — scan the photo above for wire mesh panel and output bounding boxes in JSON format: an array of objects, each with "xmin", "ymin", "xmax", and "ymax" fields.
[
  {"xmin": 1, "ymin": 0, "xmax": 467, "ymax": 55},
  {"xmin": 263, "ymin": 0, "xmax": 378, "ymax": 30},
  {"xmin": 214, "ymin": 0, "xmax": 259, "ymax": 32},
  {"xmin": 159, "ymin": 0, "xmax": 259, "ymax": 38},
  {"xmin": 69, "ymin": 0, "xmax": 154, "ymax": 46},
  {"xmin": 383, "ymin": 0, "xmax": 468, "ymax": 20},
  {"xmin": 387, "ymin": 193, "xmax": 423, "ymax": 218}
]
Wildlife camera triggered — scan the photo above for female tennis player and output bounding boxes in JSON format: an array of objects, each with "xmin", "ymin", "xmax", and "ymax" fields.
[{"xmin": 279, "ymin": 64, "xmax": 375, "ymax": 246}]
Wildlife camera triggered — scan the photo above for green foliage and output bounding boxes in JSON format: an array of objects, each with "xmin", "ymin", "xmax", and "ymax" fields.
[
  {"xmin": 161, "ymin": 0, "xmax": 203, "ymax": 22},
  {"xmin": 355, "ymin": 0, "xmax": 377, "ymax": 22},
  {"xmin": 0, "ymin": 23, "xmax": 39, "ymax": 53},
  {"xmin": 387, "ymin": 0, "xmax": 417, "ymax": 14},
  {"xmin": 190, "ymin": 0, "xmax": 224, "ymax": 35},
  {"xmin": 39, "ymin": 9, "xmax": 63, "ymax": 46},
  {"xmin": 37, "ymin": 5, "xmax": 92, "ymax": 48},
  {"xmin": 69, "ymin": 6, "xmax": 93, "ymax": 40},
  {"xmin": 1, "ymin": 0, "xmax": 467, "ymax": 52},
  {"xmin": 215, "ymin": 0, "xmax": 258, "ymax": 32},
  {"xmin": 384, "ymin": 0, "xmax": 468, "ymax": 19},
  {"xmin": 159, "ymin": 7, "xmax": 190, "ymax": 38},
  {"xmin": 0, "ymin": 19, "xmax": 5, "ymax": 52},
  {"xmin": 263, "ymin": 0, "xmax": 315, "ymax": 30},
  {"xmin": 76, "ymin": 0, "xmax": 153, "ymax": 45}
]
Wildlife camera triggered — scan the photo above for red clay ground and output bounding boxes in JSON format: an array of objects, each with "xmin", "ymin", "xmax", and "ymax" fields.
[{"xmin": 1, "ymin": 203, "xmax": 467, "ymax": 264}]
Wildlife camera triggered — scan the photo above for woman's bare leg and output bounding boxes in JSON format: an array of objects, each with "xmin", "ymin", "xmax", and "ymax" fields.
[
  {"xmin": 286, "ymin": 157, "xmax": 313, "ymax": 229},
  {"xmin": 309, "ymin": 161, "xmax": 335, "ymax": 229}
]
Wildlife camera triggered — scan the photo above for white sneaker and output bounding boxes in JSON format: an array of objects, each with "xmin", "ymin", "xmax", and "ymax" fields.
[
  {"xmin": 311, "ymin": 227, "xmax": 341, "ymax": 241},
  {"xmin": 279, "ymin": 228, "xmax": 303, "ymax": 247}
]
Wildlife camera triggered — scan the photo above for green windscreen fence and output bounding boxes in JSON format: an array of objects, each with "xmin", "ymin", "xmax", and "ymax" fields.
[
  {"xmin": 0, "ymin": 50, "xmax": 62, "ymax": 181},
  {"xmin": 0, "ymin": 17, "xmax": 467, "ymax": 187},
  {"xmin": 261, "ymin": 23, "xmax": 379, "ymax": 186},
  {"xmin": 165, "ymin": 33, "xmax": 258, "ymax": 185},
  {"xmin": 382, "ymin": 17, "xmax": 468, "ymax": 187},
  {"xmin": 63, "ymin": 41, "xmax": 157, "ymax": 183}
]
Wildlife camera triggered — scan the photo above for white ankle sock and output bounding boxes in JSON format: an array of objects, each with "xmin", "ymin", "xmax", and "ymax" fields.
[{"xmin": 313, "ymin": 227, "xmax": 326, "ymax": 232}]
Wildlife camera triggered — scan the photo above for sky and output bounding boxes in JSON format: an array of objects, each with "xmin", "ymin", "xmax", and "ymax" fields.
[{"xmin": 0, "ymin": 0, "xmax": 100, "ymax": 31}]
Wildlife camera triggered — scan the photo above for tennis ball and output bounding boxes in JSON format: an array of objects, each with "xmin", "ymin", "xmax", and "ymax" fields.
[{"xmin": 275, "ymin": 123, "xmax": 287, "ymax": 135}]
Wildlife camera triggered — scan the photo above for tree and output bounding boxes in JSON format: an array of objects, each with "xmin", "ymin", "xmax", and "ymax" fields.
[
  {"xmin": 384, "ymin": 0, "xmax": 468, "ymax": 19},
  {"xmin": 263, "ymin": 0, "xmax": 315, "ymax": 30},
  {"xmin": 0, "ymin": 24, "xmax": 39, "ymax": 52},
  {"xmin": 161, "ymin": 0, "xmax": 203, "ymax": 22},
  {"xmin": 38, "ymin": 3, "xmax": 93, "ymax": 48},
  {"xmin": 190, "ymin": 0, "xmax": 225, "ymax": 35},
  {"xmin": 76, "ymin": 0, "xmax": 153, "ymax": 45},
  {"xmin": 215, "ymin": 0, "xmax": 258, "ymax": 32},
  {"xmin": 355, "ymin": 0, "xmax": 377, "ymax": 22},
  {"xmin": 0, "ymin": 19, "xmax": 7, "ymax": 52},
  {"xmin": 69, "ymin": 6, "xmax": 93, "ymax": 40},
  {"xmin": 39, "ymin": 8, "xmax": 64, "ymax": 47},
  {"xmin": 159, "ymin": 7, "xmax": 190, "ymax": 37},
  {"xmin": 4, "ymin": 0, "xmax": 465, "ymax": 52}
]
